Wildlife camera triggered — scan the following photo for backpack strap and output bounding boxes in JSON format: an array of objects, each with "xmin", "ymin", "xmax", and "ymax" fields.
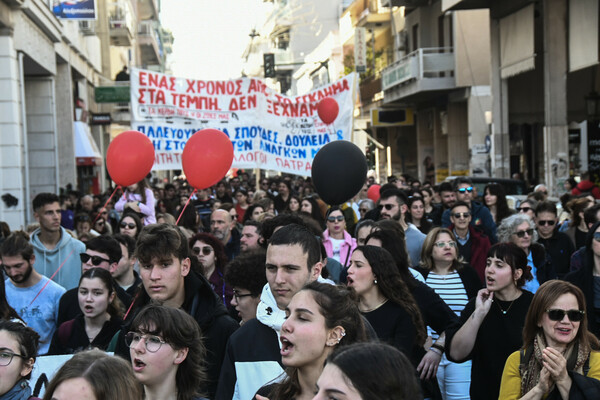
[{"xmin": 58, "ymin": 319, "xmax": 75, "ymax": 347}]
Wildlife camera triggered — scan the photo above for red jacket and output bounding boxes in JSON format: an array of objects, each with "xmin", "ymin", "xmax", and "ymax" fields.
[
  {"xmin": 572, "ymin": 180, "xmax": 600, "ymax": 199},
  {"xmin": 449, "ymin": 224, "xmax": 491, "ymax": 284}
]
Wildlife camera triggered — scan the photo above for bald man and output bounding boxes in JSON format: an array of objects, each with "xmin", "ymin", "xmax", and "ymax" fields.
[{"xmin": 211, "ymin": 209, "xmax": 240, "ymax": 260}]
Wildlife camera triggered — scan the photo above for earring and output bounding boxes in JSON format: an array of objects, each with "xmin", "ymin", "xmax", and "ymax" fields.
[{"xmin": 374, "ymin": 279, "xmax": 378, "ymax": 284}]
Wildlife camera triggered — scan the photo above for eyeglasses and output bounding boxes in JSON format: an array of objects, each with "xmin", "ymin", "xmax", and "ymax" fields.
[
  {"xmin": 457, "ymin": 187, "xmax": 474, "ymax": 193},
  {"xmin": 537, "ymin": 220, "xmax": 555, "ymax": 226},
  {"xmin": 80, "ymin": 253, "xmax": 111, "ymax": 266},
  {"xmin": 192, "ymin": 246, "xmax": 213, "ymax": 256},
  {"xmin": 546, "ymin": 309, "xmax": 585, "ymax": 322},
  {"xmin": 514, "ymin": 229, "xmax": 534, "ymax": 238},
  {"xmin": 378, "ymin": 204, "xmax": 396, "ymax": 211},
  {"xmin": 452, "ymin": 212, "xmax": 471, "ymax": 219},
  {"xmin": 433, "ymin": 241, "xmax": 457, "ymax": 248},
  {"xmin": 120, "ymin": 222, "xmax": 136, "ymax": 229},
  {"xmin": 125, "ymin": 332, "xmax": 168, "ymax": 353},
  {"xmin": 518, "ymin": 207, "xmax": 532, "ymax": 213},
  {"xmin": 359, "ymin": 208, "xmax": 369, "ymax": 213},
  {"xmin": 0, "ymin": 351, "xmax": 27, "ymax": 366},
  {"xmin": 327, "ymin": 215, "xmax": 345, "ymax": 222},
  {"xmin": 233, "ymin": 291, "xmax": 254, "ymax": 302}
]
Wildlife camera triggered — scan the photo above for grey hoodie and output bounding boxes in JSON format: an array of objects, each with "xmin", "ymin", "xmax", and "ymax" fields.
[{"xmin": 30, "ymin": 227, "xmax": 86, "ymax": 290}]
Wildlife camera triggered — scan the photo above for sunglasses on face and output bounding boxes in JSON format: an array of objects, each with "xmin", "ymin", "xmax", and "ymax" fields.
[
  {"xmin": 120, "ymin": 222, "xmax": 136, "ymax": 229},
  {"xmin": 80, "ymin": 253, "xmax": 110, "ymax": 266},
  {"xmin": 546, "ymin": 309, "xmax": 585, "ymax": 322},
  {"xmin": 457, "ymin": 187, "xmax": 474, "ymax": 193},
  {"xmin": 452, "ymin": 212, "xmax": 471, "ymax": 219},
  {"xmin": 192, "ymin": 246, "xmax": 213, "ymax": 256},
  {"xmin": 537, "ymin": 220, "xmax": 555, "ymax": 226},
  {"xmin": 327, "ymin": 215, "xmax": 345, "ymax": 223},
  {"xmin": 514, "ymin": 229, "xmax": 534, "ymax": 238},
  {"xmin": 518, "ymin": 207, "xmax": 532, "ymax": 213},
  {"xmin": 434, "ymin": 241, "xmax": 457, "ymax": 248},
  {"xmin": 378, "ymin": 204, "xmax": 396, "ymax": 211},
  {"xmin": 359, "ymin": 208, "xmax": 369, "ymax": 213}
]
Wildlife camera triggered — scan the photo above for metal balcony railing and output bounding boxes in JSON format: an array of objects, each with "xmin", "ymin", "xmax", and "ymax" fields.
[{"xmin": 382, "ymin": 47, "xmax": 454, "ymax": 90}]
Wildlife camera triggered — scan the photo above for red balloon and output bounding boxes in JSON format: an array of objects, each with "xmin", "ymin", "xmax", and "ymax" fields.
[
  {"xmin": 317, "ymin": 97, "xmax": 339, "ymax": 125},
  {"xmin": 182, "ymin": 129, "xmax": 234, "ymax": 189},
  {"xmin": 367, "ymin": 184, "xmax": 381, "ymax": 202},
  {"xmin": 106, "ymin": 130, "xmax": 155, "ymax": 187}
]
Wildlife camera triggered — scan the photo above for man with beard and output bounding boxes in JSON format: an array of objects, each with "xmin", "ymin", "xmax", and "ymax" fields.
[
  {"xmin": 211, "ymin": 209, "xmax": 240, "ymax": 260},
  {"xmin": 1, "ymin": 231, "xmax": 66, "ymax": 354},
  {"xmin": 378, "ymin": 188, "xmax": 426, "ymax": 267}
]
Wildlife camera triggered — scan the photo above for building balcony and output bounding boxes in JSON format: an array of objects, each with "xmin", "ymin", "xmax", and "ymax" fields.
[
  {"xmin": 138, "ymin": 0, "xmax": 159, "ymax": 20},
  {"xmin": 382, "ymin": 47, "xmax": 456, "ymax": 103},
  {"xmin": 356, "ymin": 7, "xmax": 391, "ymax": 30},
  {"xmin": 108, "ymin": 1, "xmax": 134, "ymax": 46},
  {"xmin": 138, "ymin": 21, "xmax": 162, "ymax": 66}
]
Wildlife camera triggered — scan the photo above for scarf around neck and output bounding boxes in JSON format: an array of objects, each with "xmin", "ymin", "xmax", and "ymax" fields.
[
  {"xmin": 520, "ymin": 333, "xmax": 588, "ymax": 396},
  {"xmin": 1, "ymin": 379, "xmax": 32, "ymax": 400}
]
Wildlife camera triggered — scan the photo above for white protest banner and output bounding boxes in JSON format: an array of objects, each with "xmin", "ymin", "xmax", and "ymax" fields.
[
  {"xmin": 30, "ymin": 354, "xmax": 73, "ymax": 397},
  {"xmin": 130, "ymin": 69, "xmax": 357, "ymax": 176}
]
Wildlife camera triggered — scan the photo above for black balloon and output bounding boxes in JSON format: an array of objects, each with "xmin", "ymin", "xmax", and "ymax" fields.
[{"xmin": 311, "ymin": 140, "xmax": 368, "ymax": 206}]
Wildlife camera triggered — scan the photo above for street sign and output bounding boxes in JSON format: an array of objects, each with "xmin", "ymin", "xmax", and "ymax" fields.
[{"xmin": 94, "ymin": 86, "xmax": 130, "ymax": 103}]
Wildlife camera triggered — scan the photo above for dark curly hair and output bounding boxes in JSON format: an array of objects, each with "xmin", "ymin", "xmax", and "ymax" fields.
[
  {"xmin": 355, "ymin": 245, "xmax": 426, "ymax": 346},
  {"xmin": 223, "ymin": 250, "xmax": 267, "ymax": 296}
]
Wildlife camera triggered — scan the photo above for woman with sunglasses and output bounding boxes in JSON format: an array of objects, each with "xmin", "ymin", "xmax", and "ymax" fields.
[
  {"xmin": 565, "ymin": 221, "xmax": 600, "ymax": 338},
  {"xmin": 407, "ymin": 196, "xmax": 433, "ymax": 234},
  {"xmin": 322, "ymin": 207, "xmax": 356, "ymax": 269},
  {"xmin": 445, "ymin": 242, "xmax": 534, "ymax": 400},
  {"xmin": 484, "ymin": 183, "xmax": 515, "ymax": 225},
  {"xmin": 517, "ymin": 199, "xmax": 538, "ymax": 220},
  {"xmin": 497, "ymin": 214, "xmax": 556, "ymax": 294},
  {"xmin": 416, "ymin": 228, "xmax": 482, "ymax": 400},
  {"xmin": 119, "ymin": 213, "xmax": 143, "ymax": 239},
  {"xmin": 127, "ymin": 304, "xmax": 208, "ymax": 400},
  {"xmin": 499, "ymin": 280, "xmax": 600, "ymax": 399},
  {"xmin": 115, "ymin": 178, "xmax": 156, "ymax": 225},
  {"xmin": 49, "ymin": 268, "xmax": 123, "ymax": 355},
  {"xmin": 189, "ymin": 233, "xmax": 233, "ymax": 309},
  {"xmin": 0, "ymin": 320, "xmax": 40, "ymax": 399}
]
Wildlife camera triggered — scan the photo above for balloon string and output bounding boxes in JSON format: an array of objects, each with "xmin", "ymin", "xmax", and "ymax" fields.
[
  {"xmin": 29, "ymin": 249, "xmax": 75, "ymax": 307},
  {"xmin": 176, "ymin": 188, "xmax": 197, "ymax": 226},
  {"xmin": 92, "ymin": 185, "xmax": 122, "ymax": 225}
]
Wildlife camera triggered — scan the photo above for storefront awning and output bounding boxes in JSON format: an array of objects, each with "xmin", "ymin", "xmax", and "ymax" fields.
[
  {"xmin": 500, "ymin": 4, "xmax": 535, "ymax": 79},
  {"xmin": 74, "ymin": 121, "xmax": 103, "ymax": 166}
]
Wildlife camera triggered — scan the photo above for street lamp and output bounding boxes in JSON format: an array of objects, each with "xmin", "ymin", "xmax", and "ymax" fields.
[{"xmin": 585, "ymin": 91, "xmax": 600, "ymax": 120}]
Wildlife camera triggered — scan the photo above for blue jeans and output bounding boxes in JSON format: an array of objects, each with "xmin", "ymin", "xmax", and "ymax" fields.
[{"xmin": 436, "ymin": 354, "xmax": 471, "ymax": 400}]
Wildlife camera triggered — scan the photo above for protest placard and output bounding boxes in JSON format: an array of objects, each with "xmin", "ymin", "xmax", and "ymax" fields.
[{"xmin": 130, "ymin": 69, "xmax": 357, "ymax": 176}]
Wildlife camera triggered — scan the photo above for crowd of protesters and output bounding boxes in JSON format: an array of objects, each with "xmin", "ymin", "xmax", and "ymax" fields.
[{"xmin": 2, "ymin": 170, "xmax": 600, "ymax": 399}]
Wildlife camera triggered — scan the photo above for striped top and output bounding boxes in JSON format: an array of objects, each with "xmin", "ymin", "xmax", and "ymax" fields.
[{"xmin": 425, "ymin": 271, "xmax": 469, "ymax": 341}]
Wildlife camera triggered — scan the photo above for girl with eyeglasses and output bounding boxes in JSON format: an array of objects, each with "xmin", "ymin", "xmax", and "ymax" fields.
[
  {"xmin": 188, "ymin": 233, "xmax": 233, "ymax": 310},
  {"xmin": 445, "ymin": 243, "xmax": 534, "ymax": 400},
  {"xmin": 115, "ymin": 179, "xmax": 156, "ymax": 225},
  {"xmin": 322, "ymin": 207, "xmax": 356, "ymax": 269},
  {"xmin": 49, "ymin": 268, "xmax": 123, "ymax": 355},
  {"xmin": 127, "ymin": 304, "xmax": 208, "ymax": 400},
  {"xmin": 497, "ymin": 214, "xmax": 557, "ymax": 294},
  {"xmin": 565, "ymin": 221, "xmax": 600, "ymax": 339},
  {"xmin": 415, "ymin": 228, "xmax": 482, "ymax": 400},
  {"xmin": 499, "ymin": 280, "xmax": 600, "ymax": 399},
  {"xmin": 0, "ymin": 320, "xmax": 40, "ymax": 399},
  {"xmin": 119, "ymin": 213, "xmax": 143, "ymax": 239}
]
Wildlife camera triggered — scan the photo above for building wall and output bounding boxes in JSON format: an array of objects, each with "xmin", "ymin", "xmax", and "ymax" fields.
[
  {"xmin": 454, "ymin": 10, "xmax": 491, "ymax": 87},
  {"xmin": 55, "ymin": 61, "xmax": 77, "ymax": 189}
]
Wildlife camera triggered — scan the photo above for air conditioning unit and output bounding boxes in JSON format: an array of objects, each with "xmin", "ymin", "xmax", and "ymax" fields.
[{"xmin": 79, "ymin": 21, "xmax": 96, "ymax": 35}]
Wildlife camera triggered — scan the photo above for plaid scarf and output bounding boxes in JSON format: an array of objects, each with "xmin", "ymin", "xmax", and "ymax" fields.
[{"xmin": 520, "ymin": 333, "xmax": 589, "ymax": 396}]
